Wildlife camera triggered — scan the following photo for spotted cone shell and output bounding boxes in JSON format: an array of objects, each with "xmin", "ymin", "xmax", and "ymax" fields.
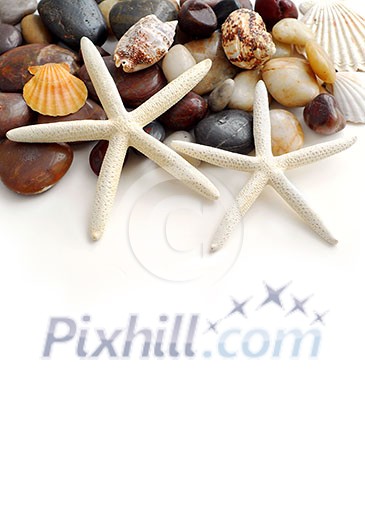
[
  {"xmin": 114, "ymin": 14, "xmax": 177, "ymax": 73},
  {"xmin": 222, "ymin": 9, "xmax": 276, "ymax": 70},
  {"xmin": 23, "ymin": 63, "xmax": 88, "ymax": 116}
]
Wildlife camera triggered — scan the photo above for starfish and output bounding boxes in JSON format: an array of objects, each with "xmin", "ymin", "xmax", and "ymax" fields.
[
  {"xmin": 172, "ymin": 80, "xmax": 357, "ymax": 251},
  {"xmin": 6, "ymin": 37, "xmax": 219, "ymax": 241}
]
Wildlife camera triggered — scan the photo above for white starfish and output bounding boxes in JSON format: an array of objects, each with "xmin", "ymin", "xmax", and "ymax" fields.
[
  {"xmin": 6, "ymin": 37, "xmax": 219, "ymax": 241},
  {"xmin": 172, "ymin": 80, "xmax": 357, "ymax": 252}
]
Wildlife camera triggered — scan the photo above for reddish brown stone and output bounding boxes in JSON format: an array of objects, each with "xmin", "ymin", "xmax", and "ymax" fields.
[
  {"xmin": 0, "ymin": 140, "xmax": 73, "ymax": 194},
  {"xmin": 77, "ymin": 56, "xmax": 167, "ymax": 108},
  {"xmin": 89, "ymin": 140, "xmax": 109, "ymax": 176},
  {"xmin": 37, "ymin": 99, "xmax": 106, "ymax": 124},
  {"xmin": 0, "ymin": 44, "xmax": 80, "ymax": 92},
  {"xmin": 0, "ymin": 93, "xmax": 34, "ymax": 138},
  {"xmin": 159, "ymin": 91, "xmax": 208, "ymax": 130},
  {"xmin": 178, "ymin": 0, "xmax": 218, "ymax": 39}
]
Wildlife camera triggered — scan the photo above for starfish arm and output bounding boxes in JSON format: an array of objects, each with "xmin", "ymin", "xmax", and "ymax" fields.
[
  {"xmin": 277, "ymin": 136, "xmax": 357, "ymax": 170},
  {"xmin": 171, "ymin": 141, "xmax": 259, "ymax": 172},
  {"xmin": 89, "ymin": 134, "xmax": 129, "ymax": 241},
  {"xmin": 211, "ymin": 170, "xmax": 269, "ymax": 252},
  {"xmin": 7, "ymin": 120, "xmax": 113, "ymax": 143},
  {"xmin": 131, "ymin": 59, "xmax": 212, "ymax": 127},
  {"xmin": 253, "ymin": 80, "xmax": 273, "ymax": 158},
  {"xmin": 131, "ymin": 129, "xmax": 219, "ymax": 200},
  {"xmin": 80, "ymin": 37, "xmax": 127, "ymax": 120},
  {"xmin": 270, "ymin": 173, "xmax": 338, "ymax": 245}
]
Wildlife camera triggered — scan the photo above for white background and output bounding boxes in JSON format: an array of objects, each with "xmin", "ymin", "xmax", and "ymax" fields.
[{"xmin": 1, "ymin": 1, "xmax": 365, "ymax": 523}]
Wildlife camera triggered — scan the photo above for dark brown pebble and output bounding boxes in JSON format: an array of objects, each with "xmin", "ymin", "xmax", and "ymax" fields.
[
  {"xmin": 178, "ymin": 0, "xmax": 217, "ymax": 39},
  {"xmin": 0, "ymin": 23, "xmax": 22, "ymax": 55},
  {"xmin": 0, "ymin": 44, "xmax": 80, "ymax": 92},
  {"xmin": 255, "ymin": 0, "xmax": 298, "ymax": 30},
  {"xmin": 213, "ymin": 0, "xmax": 253, "ymax": 26},
  {"xmin": 0, "ymin": 93, "xmax": 34, "ymax": 138},
  {"xmin": 89, "ymin": 140, "xmax": 109, "ymax": 176},
  {"xmin": 303, "ymin": 93, "xmax": 346, "ymax": 135},
  {"xmin": 0, "ymin": 140, "xmax": 73, "ymax": 194},
  {"xmin": 37, "ymin": 99, "xmax": 106, "ymax": 124},
  {"xmin": 77, "ymin": 57, "xmax": 167, "ymax": 107},
  {"xmin": 159, "ymin": 91, "xmax": 208, "ymax": 130}
]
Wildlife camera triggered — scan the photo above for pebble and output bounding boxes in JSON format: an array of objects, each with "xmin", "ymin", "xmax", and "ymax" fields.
[
  {"xmin": 304, "ymin": 94, "xmax": 346, "ymax": 135},
  {"xmin": 208, "ymin": 78, "xmax": 235, "ymax": 112},
  {"xmin": 164, "ymin": 130, "xmax": 201, "ymax": 167},
  {"xmin": 255, "ymin": 0, "xmax": 298, "ymax": 30},
  {"xmin": 272, "ymin": 38, "xmax": 292, "ymax": 59},
  {"xmin": 185, "ymin": 32, "xmax": 237, "ymax": 95},
  {"xmin": 194, "ymin": 109, "xmax": 254, "ymax": 155},
  {"xmin": 98, "ymin": 0, "xmax": 119, "ymax": 31},
  {"xmin": 0, "ymin": 24, "xmax": 22, "ymax": 55},
  {"xmin": 38, "ymin": 0, "xmax": 108, "ymax": 49},
  {"xmin": 109, "ymin": 0, "xmax": 178, "ymax": 40},
  {"xmin": 162, "ymin": 45, "xmax": 196, "ymax": 83},
  {"xmin": 0, "ymin": 93, "xmax": 34, "ymax": 138},
  {"xmin": 269, "ymin": 109, "xmax": 304, "ymax": 156},
  {"xmin": 159, "ymin": 91, "xmax": 208, "ymax": 130},
  {"xmin": 77, "ymin": 57, "xmax": 167, "ymax": 107},
  {"xmin": 262, "ymin": 57, "xmax": 320, "ymax": 107},
  {"xmin": 178, "ymin": 0, "xmax": 217, "ymax": 39},
  {"xmin": 213, "ymin": 0, "xmax": 253, "ymax": 26},
  {"xmin": 305, "ymin": 40, "xmax": 336, "ymax": 84},
  {"xmin": 228, "ymin": 70, "xmax": 261, "ymax": 112},
  {"xmin": 89, "ymin": 140, "xmax": 110, "ymax": 176},
  {"xmin": 0, "ymin": 140, "xmax": 73, "ymax": 194},
  {"xmin": 0, "ymin": 44, "xmax": 80, "ymax": 92},
  {"xmin": 0, "ymin": 0, "xmax": 37, "ymax": 25},
  {"xmin": 37, "ymin": 99, "xmax": 106, "ymax": 124},
  {"xmin": 21, "ymin": 14, "xmax": 54, "ymax": 45},
  {"xmin": 272, "ymin": 18, "xmax": 314, "ymax": 46}
]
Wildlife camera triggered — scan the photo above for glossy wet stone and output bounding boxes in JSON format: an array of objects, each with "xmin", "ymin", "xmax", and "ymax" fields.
[
  {"xmin": 78, "ymin": 57, "xmax": 167, "ymax": 107},
  {"xmin": 255, "ymin": 0, "xmax": 298, "ymax": 31},
  {"xmin": 162, "ymin": 45, "xmax": 196, "ymax": 83},
  {"xmin": 228, "ymin": 70, "xmax": 261, "ymax": 112},
  {"xmin": 208, "ymin": 78, "xmax": 235, "ymax": 112},
  {"xmin": 89, "ymin": 140, "xmax": 109, "ymax": 175},
  {"xmin": 21, "ymin": 14, "xmax": 54, "ymax": 45},
  {"xmin": 304, "ymin": 94, "xmax": 346, "ymax": 135},
  {"xmin": 37, "ymin": 99, "xmax": 106, "ymax": 124},
  {"xmin": 270, "ymin": 109, "xmax": 304, "ymax": 156},
  {"xmin": 195, "ymin": 109, "xmax": 254, "ymax": 154},
  {"xmin": 262, "ymin": 57, "xmax": 320, "ymax": 107},
  {"xmin": 185, "ymin": 31, "xmax": 237, "ymax": 95},
  {"xmin": 0, "ymin": 24, "xmax": 22, "ymax": 55},
  {"xmin": 178, "ymin": 0, "xmax": 217, "ymax": 39},
  {"xmin": 38, "ymin": 0, "xmax": 108, "ymax": 49},
  {"xmin": 213, "ymin": 0, "xmax": 252, "ymax": 26},
  {"xmin": 0, "ymin": 0, "xmax": 37, "ymax": 25},
  {"xmin": 0, "ymin": 93, "xmax": 34, "ymax": 138},
  {"xmin": 98, "ymin": 0, "xmax": 119, "ymax": 31},
  {"xmin": 159, "ymin": 91, "xmax": 208, "ymax": 130},
  {"xmin": 110, "ymin": 0, "xmax": 178, "ymax": 40},
  {"xmin": 0, "ymin": 44, "xmax": 79, "ymax": 92},
  {"xmin": 0, "ymin": 140, "xmax": 73, "ymax": 194}
]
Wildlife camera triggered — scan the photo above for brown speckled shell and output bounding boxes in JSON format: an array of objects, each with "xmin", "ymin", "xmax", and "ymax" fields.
[
  {"xmin": 114, "ymin": 14, "xmax": 177, "ymax": 73},
  {"xmin": 222, "ymin": 9, "xmax": 276, "ymax": 70}
]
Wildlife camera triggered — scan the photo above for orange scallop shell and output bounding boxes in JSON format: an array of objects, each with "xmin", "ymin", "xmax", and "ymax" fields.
[{"xmin": 23, "ymin": 63, "xmax": 88, "ymax": 116}]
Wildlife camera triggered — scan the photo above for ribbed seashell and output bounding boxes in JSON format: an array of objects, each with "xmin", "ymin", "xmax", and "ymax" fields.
[
  {"xmin": 299, "ymin": 0, "xmax": 365, "ymax": 71},
  {"xmin": 221, "ymin": 9, "xmax": 276, "ymax": 70},
  {"xmin": 328, "ymin": 72, "xmax": 365, "ymax": 124},
  {"xmin": 23, "ymin": 63, "xmax": 88, "ymax": 116},
  {"xmin": 114, "ymin": 14, "xmax": 177, "ymax": 73}
]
